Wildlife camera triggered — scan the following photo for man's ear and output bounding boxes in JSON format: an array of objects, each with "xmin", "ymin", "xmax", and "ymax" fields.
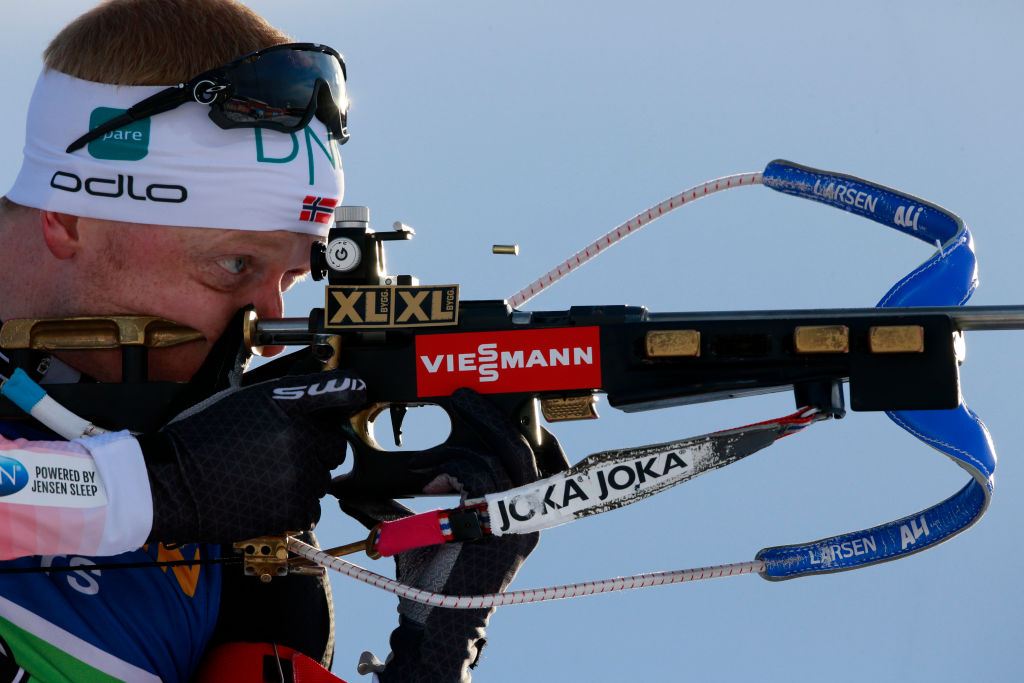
[{"xmin": 40, "ymin": 210, "xmax": 81, "ymax": 260}]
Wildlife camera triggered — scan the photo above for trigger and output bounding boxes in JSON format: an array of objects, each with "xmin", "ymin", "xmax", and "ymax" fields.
[{"xmin": 390, "ymin": 405, "xmax": 407, "ymax": 447}]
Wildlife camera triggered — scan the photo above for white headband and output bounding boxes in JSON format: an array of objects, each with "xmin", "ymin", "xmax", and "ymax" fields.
[{"xmin": 6, "ymin": 70, "xmax": 345, "ymax": 236}]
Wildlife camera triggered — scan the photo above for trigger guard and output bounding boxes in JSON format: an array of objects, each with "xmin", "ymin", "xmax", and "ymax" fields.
[{"xmin": 348, "ymin": 403, "xmax": 390, "ymax": 452}]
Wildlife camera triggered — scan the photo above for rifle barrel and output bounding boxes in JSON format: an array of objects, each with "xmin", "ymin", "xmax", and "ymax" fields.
[
  {"xmin": 950, "ymin": 305, "xmax": 1024, "ymax": 331},
  {"xmin": 646, "ymin": 305, "xmax": 1024, "ymax": 332}
]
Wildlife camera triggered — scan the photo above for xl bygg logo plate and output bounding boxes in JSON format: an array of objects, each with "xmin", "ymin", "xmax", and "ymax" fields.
[
  {"xmin": 325, "ymin": 285, "xmax": 459, "ymax": 329},
  {"xmin": 415, "ymin": 327, "xmax": 602, "ymax": 396}
]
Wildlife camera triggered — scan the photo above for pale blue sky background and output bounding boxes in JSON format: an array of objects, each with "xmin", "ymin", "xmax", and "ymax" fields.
[{"xmin": 3, "ymin": 2, "xmax": 1023, "ymax": 681}]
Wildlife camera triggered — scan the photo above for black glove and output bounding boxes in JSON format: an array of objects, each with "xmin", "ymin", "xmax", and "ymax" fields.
[
  {"xmin": 344, "ymin": 389, "xmax": 568, "ymax": 682},
  {"xmin": 140, "ymin": 369, "xmax": 365, "ymax": 543}
]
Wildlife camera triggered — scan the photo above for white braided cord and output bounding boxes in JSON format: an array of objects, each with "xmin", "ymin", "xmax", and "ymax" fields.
[
  {"xmin": 289, "ymin": 537, "xmax": 763, "ymax": 608},
  {"xmin": 507, "ymin": 172, "xmax": 764, "ymax": 308}
]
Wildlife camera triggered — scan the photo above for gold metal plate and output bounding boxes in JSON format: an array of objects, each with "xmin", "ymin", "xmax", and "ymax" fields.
[
  {"xmin": 541, "ymin": 395, "xmax": 600, "ymax": 422},
  {"xmin": 869, "ymin": 325, "xmax": 925, "ymax": 353},
  {"xmin": 645, "ymin": 330, "xmax": 700, "ymax": 358},
  {"xmin": 0, "ymin": 316, "xmax": 203, "ymax": 350},
  {"xmin": 794, "ymin": 325, "xmax": 849, "ymax": 353},
  {"xmin": 325, "ymin": 285, "xmax": 459, "ymax": 329},
  {"xmin": 234, "ymin": 536, "xmax": 292, "ymax": 583}
]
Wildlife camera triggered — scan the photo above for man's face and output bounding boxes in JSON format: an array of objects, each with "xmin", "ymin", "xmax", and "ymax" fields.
[{"xmin": 59, "ymin": 217, "xmax": 319, "ymax": 382}]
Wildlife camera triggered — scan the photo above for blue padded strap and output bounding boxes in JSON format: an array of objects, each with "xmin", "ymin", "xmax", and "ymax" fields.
[{"xmin": 755, "ymin": 160, "xmax": 995, "ymax": 579}]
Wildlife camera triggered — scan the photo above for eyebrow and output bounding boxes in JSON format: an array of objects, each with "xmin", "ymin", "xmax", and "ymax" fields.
[{"xmin": 198, "ymin": 230, "xmax": 317, "ymax": 253}]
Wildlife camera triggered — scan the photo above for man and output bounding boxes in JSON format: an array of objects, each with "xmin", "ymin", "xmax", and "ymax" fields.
[{"xmin": 0, "ymin": 1, "xmax": 547, "ymax": 681}]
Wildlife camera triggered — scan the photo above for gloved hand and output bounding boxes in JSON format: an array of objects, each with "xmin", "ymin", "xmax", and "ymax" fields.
[
  {"xmin": 343, "ymin": 389, "xmax": 568, "ymax": 682},
  {"xmin": 140, "ymin": 369, "xmax": 365, "ymax": 543}
]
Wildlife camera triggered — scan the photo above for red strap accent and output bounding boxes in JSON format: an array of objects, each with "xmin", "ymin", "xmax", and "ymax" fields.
[
  {"xmin": 374, "ymin": 509, "xmax": 447, "ymax": 556},
  {"xmin": 712, "ymin": 407, "xmax": 817, "ymax": 439},
  {"xmin": 194, "ymin": 642, "xmax": 349, "ymax": 683},
  {"xmin": 293, "ymin": 651, "xmax": 346, "ymax": 683}
]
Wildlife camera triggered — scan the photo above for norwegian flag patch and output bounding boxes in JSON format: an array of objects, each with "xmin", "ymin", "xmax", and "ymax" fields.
[{"xmin": 300, "ymin": 196, "xmax": 340, "ymax": 224}]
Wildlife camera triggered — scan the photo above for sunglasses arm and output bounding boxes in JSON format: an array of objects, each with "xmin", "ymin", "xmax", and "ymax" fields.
[{"xmin": 65, "ymin": 85, "xmax": 190, "ymax": 154}]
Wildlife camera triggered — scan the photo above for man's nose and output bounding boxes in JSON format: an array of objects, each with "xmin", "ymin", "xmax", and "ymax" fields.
[{"xmin": 252, "ymin": 282, "xmax": 285, "ymax": 320}]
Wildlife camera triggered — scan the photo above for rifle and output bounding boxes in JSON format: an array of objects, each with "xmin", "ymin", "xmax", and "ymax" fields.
[
  {"xmin": 241, "ymin": 165, "xmax": 1011, "ymax": 492},
  {"xmin": 247, "ymin": 159, "xmax": 1008, "ymax": 581},
  {"xmin": 248, "ymin": 268, "xmax": 1011, "ymax": 497},
  {"xmin": 0, "ymin": 160, "xmax": 1009, "ymax": 581}
]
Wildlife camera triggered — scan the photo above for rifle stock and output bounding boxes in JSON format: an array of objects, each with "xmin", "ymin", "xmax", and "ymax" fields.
[{"xmin": 244, "ymin": 299, "xmax": 1009, "ymax": 498}]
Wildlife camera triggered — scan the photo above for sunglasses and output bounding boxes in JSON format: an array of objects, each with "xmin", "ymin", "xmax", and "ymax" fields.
[{"xmin": 66, "ymin": 42, "xmax": 349, "ymax": 153}]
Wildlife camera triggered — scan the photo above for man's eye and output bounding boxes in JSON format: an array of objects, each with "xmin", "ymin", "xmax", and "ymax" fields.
[{"xmin": 217, "ymin": 256, "xmax": 249, "ymax": 274}]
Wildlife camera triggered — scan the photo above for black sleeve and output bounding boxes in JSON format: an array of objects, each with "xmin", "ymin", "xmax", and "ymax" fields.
[{"xmin": 207, "ymin": 532, "xmax": 335, "ymax": 669}]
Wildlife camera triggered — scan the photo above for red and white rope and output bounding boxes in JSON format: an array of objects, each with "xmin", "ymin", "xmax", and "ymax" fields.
[
  {"xmin": 288, "ymin": 537, "xmax": 763, "ymax": 609},
  {"xmin": 507, "ymin": 172, "xmax": 764, "ymax": 308}
]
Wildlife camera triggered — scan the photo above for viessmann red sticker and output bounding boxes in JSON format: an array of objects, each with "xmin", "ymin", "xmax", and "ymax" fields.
[{"xmin": 415, "ymin": 326, "xmax": 602, "ymax": 396}]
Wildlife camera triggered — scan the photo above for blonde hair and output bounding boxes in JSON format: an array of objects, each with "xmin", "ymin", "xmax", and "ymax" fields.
[{"xmin": 43, "ymin": 0, "xmax": 291, "ymax": 86}]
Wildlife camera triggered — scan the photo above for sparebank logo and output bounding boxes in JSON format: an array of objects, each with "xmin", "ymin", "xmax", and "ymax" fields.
[
  {"xmin": 87, "ymin": 107, "xmax": 151, "ymax": 161},
  {"xmin": 0, "ymin": 455, "xmax": 29, "ymax": 496}
]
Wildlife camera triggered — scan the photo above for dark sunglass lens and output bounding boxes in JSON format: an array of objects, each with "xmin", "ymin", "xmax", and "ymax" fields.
[
  {"xmin": 220, "ymin": 95, "xmax": 307, "ymax": 128},
  {"xmin": 222, "ymin": 48, "xmax": 347, "ymax": 129}
]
